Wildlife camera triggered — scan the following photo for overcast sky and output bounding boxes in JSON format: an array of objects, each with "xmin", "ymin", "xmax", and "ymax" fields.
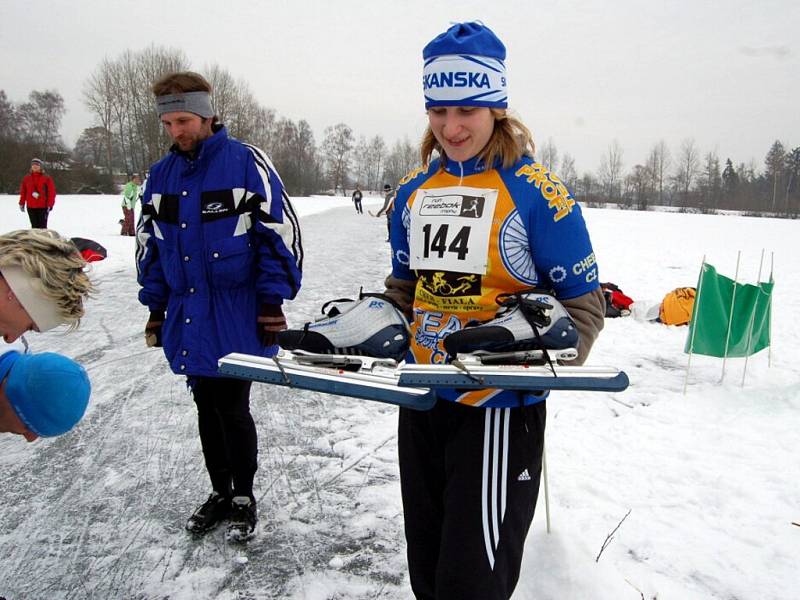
[{"xmin": 1, "ymin": 0, "xmax": 798, "ymax": 175}]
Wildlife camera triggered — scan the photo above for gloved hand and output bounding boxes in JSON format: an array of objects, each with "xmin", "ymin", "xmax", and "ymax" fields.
[
  {"xmin": 258, "ymin": 304, "xmax": 287, "ymax": 346},
  {"xmin": 32, "ymin": 192, "xmax": 39, "ymax": 199},
  {"xmin": 19, "ymin": 205, "xmax": 25, "ymax": 212},
  {"xmin": 145, "ymin": 310, "xmax": 165, "ymax": 347}
]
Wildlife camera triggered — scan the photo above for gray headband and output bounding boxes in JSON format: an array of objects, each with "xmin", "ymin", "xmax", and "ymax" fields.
[{"xmin": 155, "ymin": 91, "xmax": 214, "ymax": 118}]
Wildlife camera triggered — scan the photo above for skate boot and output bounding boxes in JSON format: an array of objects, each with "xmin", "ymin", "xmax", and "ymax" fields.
[
  {"xmin": 443, "ymin": 289, "xmax": 579, "ymax": 361},
  {"xmin": 278, "ymin": 291, "xmax": 410, "ymax": 362},
  {"xmin": 225, "ymin": 496, "xmax": 258, "ymax": 542},
  {"xmin": 186, "ymin": 491, "xmax": 232, "ymax": 535}
]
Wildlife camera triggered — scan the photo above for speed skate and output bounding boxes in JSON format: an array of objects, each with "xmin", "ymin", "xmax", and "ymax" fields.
[
  {"xmin": 218, "ymin": 350, "xmax": 437, "ymax": 410},
  {"xmin": 218, "ymin": 347, "xmax": 628, "ymax": 406},
  {"xmin": 218, "ymin": 289, "xmax": 629, "ymax": 407},
  {"xmin": 398, "ymin": 352, "xmax": 629, "ymax": 393}
]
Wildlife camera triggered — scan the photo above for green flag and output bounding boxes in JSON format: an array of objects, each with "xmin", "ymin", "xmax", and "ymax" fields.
[{"xmin": 684, "ymin": 263, "xmax": 773, "ymax": 358}]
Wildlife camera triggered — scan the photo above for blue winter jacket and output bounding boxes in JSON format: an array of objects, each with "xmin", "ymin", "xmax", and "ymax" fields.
[{"xmin": 136, "ymin": 126, "xmax": 303, "ymax": 377}]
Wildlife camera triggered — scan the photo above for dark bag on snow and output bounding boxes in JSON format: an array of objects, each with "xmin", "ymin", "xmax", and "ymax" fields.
[{"xmin": 601, "ymin": 282, "xmax": 634, "ymax": 318}]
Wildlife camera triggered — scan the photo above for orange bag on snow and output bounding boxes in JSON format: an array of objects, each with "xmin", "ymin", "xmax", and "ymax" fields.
[{"xmin": 659, "ymin": 287, "xmax": 696, "ymax": 326}]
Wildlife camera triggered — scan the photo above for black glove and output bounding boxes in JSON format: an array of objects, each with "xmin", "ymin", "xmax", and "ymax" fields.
[
  {"xmin": 145, "ymin": 310, "xmax": 165, "ymax": 347},
  {"xmin": 19, "ymin": 205, "xmax": 25, "ymax": 213},
  {"xmin": 257, "ymin": 304, "xmax": 287, "ymax": 346}
]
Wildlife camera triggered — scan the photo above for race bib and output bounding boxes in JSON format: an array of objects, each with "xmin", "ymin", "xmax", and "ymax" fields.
[{"xmin": 408, "ymin": 186, "xmax": 497, "ymax": 274}]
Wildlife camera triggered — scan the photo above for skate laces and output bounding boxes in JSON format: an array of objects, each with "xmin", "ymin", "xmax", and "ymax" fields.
[
  {"xmin": 320, "ymin": 297, "xmax": 355, "ymax": 318},
  {"xmin": 495, "ymin": 288, "xmax": 559, "ymax": 375},
  {"xmin": 494, "ymin": 288, "xmax": 554, "ymax": 328}
]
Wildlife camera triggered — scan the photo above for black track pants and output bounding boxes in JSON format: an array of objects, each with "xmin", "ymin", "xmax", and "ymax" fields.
[
  {"xmin": 27, "ymin": 207, "xmax": 48, "ymax": 229},
  {"xmin": 398, "ymin": 400, "xmax": 546, "ymax": 600},
  {"xmin": 192, "ymin": 376, "xmax": 257, "ymax": 500}
]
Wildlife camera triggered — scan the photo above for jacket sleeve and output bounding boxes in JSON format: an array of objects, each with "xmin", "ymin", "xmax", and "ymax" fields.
[
  {"xmin": 135, "ymin": 177, "xmax": 169, "ymax": 311},
  {"xmin": 19, "ymin": 176, "xmax": 27, "ymax": 207},
  {"xmin": 561, "ymin": 288, "xmax": 605, "ymax": 365},
  {"xmin": 47, "ymin": 176, "xmax": 56, "ymax": 208},
  {"xmin": 384, "ymin": 188, "xmax": 417, "ymax": 319},
  {"xmin": 245, "ymin": 145, "xmax": 303, "ymax": 305}
]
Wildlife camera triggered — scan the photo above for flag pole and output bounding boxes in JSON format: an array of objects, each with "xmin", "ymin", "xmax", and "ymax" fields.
[
  {"xmin": 720, "ymin": 251, "xmax": 741, "ymax": 382},
  {"xmin": 542, "ymin": 440, "xmax": 551, "ymax": 533},
  {"xmin": 768, "ymin": 252, "xmax": 774, "ymax": 368},
  {"xmin": 684, "ymin": 255, "xmax": 706, "ymax": 395},
  {"xmin": 741, "ymin": 249, "xmax": 765, "ymax": 387}
]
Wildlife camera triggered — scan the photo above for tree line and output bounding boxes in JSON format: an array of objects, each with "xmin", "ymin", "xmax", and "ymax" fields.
[
  {"xmin": 1, "ymin": 44, "xmax": 798, "ymax": 217},
  {"xmin": 76, "ymin": 46, "xmax": 418, "ymax": 196},
  {"xmin": 541, "ymin": 137, "xmax": 800, "ymax": 217}
]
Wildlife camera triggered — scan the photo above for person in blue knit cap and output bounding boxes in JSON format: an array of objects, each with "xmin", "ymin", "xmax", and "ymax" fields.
[
  {"xmin": 381, "ymin": 22, "xmax": 605, "ymax": 599},
  {"xmin": 0, "ymin": 350, "xmax": 91, "ymax": 442}
]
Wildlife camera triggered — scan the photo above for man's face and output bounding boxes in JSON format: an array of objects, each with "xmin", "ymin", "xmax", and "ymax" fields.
[
  {"xmin": 133, "ymin": 175, "xmax": 142, "ymax": 185},
  {"xmin": 30, "ymin": 163, "xmax": 42, "ymax": 173},
  {"xmin": 0, "ymin": 381, "xmax": 38, "ymax": 442},
  {"xmin": 0, "ymin": 277, "xmax": 37, "ymax": 343},
  {"xmin": 160, "ymin": 111, "xmax": 213, "ymax": 152}
]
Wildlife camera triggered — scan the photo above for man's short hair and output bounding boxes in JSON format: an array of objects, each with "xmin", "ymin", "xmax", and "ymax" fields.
[
  {"xmin": 0, "ymin": 230, "xmax": 94, "ymax": 330},
  {"xmin": 152, "ymin": 71, "xmax": 213, "ymax": 97}
]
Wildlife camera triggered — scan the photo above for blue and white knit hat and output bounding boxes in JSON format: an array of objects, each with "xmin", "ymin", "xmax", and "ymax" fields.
[{"xmin": 422, "ymin": 22, "xmax": 508, "ymax": 109}]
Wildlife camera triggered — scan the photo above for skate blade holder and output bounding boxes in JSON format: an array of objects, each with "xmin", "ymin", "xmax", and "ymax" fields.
[
  {"xmin": 398, "ymin": 363, "xmax": 629, "ymax": 393},
  {"xmin": 218, "ymin": 351, "xmax": 436, "ymax": 410},
  {"xmin": 288, "ymin": 350, "xmax": 400, "ymax": 373},
  {"xmin": 462, "ymin": 348, "xmax": 579, "ymax": 366}
]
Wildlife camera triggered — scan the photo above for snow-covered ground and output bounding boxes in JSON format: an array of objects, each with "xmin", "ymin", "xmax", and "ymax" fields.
[{"xmin": 0, "ymin": 193, "xmax": 797, "ymax": 600}]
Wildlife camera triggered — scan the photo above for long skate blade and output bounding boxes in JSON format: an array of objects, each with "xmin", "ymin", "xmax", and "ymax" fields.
[
  {"xmin": 398, "ymin": 364, "xmax": 629, "ymax": 393},
  {"xmin": 219, "ymin": 352, "xmax": 436, "ymax": 410}
]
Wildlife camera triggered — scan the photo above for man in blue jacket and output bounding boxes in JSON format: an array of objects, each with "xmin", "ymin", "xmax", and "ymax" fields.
[{"xmin": 136, "ymin": 71, "xmax": 303, "ymax": 542}]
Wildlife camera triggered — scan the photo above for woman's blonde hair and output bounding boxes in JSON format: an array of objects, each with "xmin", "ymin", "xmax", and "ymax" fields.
[
  {"xmin": 0, "ymin": 230, "xmax": 94, "ymax": 329},
  {"xmin": 420, "ymin": 108, "xmax": 536, "ymax": 170}
]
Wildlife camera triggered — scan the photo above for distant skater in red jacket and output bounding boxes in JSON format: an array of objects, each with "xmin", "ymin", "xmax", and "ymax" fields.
[{"xmin": 18, "ymin": 158, "xmax": 56, "ymax": 229}]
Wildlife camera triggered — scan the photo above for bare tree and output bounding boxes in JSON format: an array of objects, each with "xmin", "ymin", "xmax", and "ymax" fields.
[
  {"xmin": 559, "ymin": 153, "xmax": 577, "ymax": 191},
  {"xmin": 0, "ymin": 90, "xmax": 28, "ymax": 191},
  {"xmin": 246, "ymin": 105, "xmax": 278, "ymax": 155},
  {"xmin": 322, "ymin": 123, "xmax": 354, "ymax": 194},
  {"xmin": 646, "ymin": 140, "xmax": 671, "ymax": 206},
  {"xmin": 673, "ymin": 138, "xmax": 700, "ymax": 209},
  {"xmin": 18, "ymin": 90, "xmax": 66, "ymax": 160},
  {"xmin": 269, "ymin": 117, "xmax": 321, "ymax": 196},
  {"xmin": 73, "ymin": 126, "xmax": 122, "ymax": 168},
  {"xmin": 598, "ymin": 140, "xmax": 624, "ymax": 202},
  {"xmin": 784, "ymin": 147, "xmax": 800, "ymax": 215},
  {"xmin": 83, "ymin": 58, "xmax": 121, "ymax": 174},
  {"xmin": 205, "ymin": 63, "xmax": 271, "ymax": 146},
  {"xmin": 367, "ymin": 135, "xmax": 387, "ymax": 191},
  {"xmin": 352, "ymin": 135, "xmax": 370, "ymax": 189},
  {"xmin": 0, "ymin": 90, "xmax": 18, "ymax": 141},
  {"xmin": 576, "ymin": 172, "xmax": 600, "ymax": 206},
  {"xmin": 538, "ymin": 137, "xmax": 559, "ymax": 172},
  {"xmin": 382, "ymin": 137, "xmax": 419, "ymax": 188},
  {"xmin": 624, "ymin": 164, "xmax": 653, "ymax": 210},
  {"xmin": 83, "ymin": 46, "xmax": 189, "ymax": 174}
]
